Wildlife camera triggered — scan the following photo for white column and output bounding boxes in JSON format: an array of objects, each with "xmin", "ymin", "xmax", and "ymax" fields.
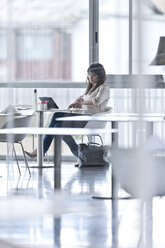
[{"xmin": 89, "ymin": 0, "xmax": 99, "ymax": 64}]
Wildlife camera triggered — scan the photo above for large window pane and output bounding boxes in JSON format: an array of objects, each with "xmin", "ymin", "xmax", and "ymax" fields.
[
  {"xmin": 0, "ymin": 33, "xmax": 7, "ymax": 80},
  {"xmin": 17, "ymin": 33, "xmax": 53, "ymax": 61},
  {"xmin": 133, "ymin": 0, "xmax": 165, "ymax": 74},
  {"xmin": 0, "ymin": 0, "xmax": 89, "ymax": 82},
  {"xmin": 100, "ymin": 0, "xmax": 165, "ymax": 75},
  {"xmin": 99, "ymin": 0, "xmax": 129, "ymax": 74}
]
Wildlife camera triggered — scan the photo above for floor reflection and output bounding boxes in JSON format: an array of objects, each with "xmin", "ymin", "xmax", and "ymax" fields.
[{"xmin": 0, "ymin": 161, "xmax": 164, "ymax": 247}]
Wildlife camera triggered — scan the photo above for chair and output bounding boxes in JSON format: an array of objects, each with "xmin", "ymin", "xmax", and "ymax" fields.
[
  {"xmin": 0, "ymin": 115, "xmax": 33, "ymax": 176},
  {"xmin": 81, "ymin": 106, "xmax": 113, "ymax": 144},
  {"xmin": 111, "ymin": 145, "xmax": 165, "ymax": 247},
  {"xmin": 112, "ymin": 145, "xmax": 165, "ymax": 198}
]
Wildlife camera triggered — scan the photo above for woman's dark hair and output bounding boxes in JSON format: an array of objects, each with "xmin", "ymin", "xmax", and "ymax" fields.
[{"xmin": 86, "ymin": 62, "xmax": 106, "ymax": 93}]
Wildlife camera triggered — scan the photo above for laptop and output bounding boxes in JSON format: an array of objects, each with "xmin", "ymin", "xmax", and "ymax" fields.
[{"xmin": 39, "ymin": 97, "xmax": 59, "ymax": 109}]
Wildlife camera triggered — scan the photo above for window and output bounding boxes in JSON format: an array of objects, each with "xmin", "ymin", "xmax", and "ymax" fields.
[
  {"xmin": 99, "ymin": 0, "xmax": 165, "ymax": 74},
  {"xmin": 0, "ymin": 0, "xmax": 89, "ymax": 81},
  {"xmin": 99, "ymin": 0, "xmax": 129, "ymax": 74},
  {"xmin": 133, "ymin": 0, "xmax": 165, "ymax": 74},
  {"xmin": 0, "ymin": 34, "xmax": 7, "ymax": 59},
  {"xmin": 17, "ymin": 32, "xmax": 53, "ymax": 60}
]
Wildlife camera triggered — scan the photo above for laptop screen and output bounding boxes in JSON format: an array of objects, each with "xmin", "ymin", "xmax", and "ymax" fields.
[{"xmin": 39, "ymin": 97, "xmax": 59, "ymax": 109}]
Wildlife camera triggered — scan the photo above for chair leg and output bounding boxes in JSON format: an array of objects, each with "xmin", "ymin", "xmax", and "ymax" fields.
[
  {"xmin": 81, "ymin": 135, "xmax": 84, "ymax": 143},
  {"xmin": 97, "ymin": 135, "xmax": 104, "ymax": 145},
  {"xmin": 18, "ymin": 141, "xmax": 31, "ymax": 176},
  {"xmin": 6, "ymin": 143, "xmax": 10, "ymax": 176},
  {"xmin": 87, "ymin": 135, "xmax": 94, "ymax": 143},
  {"xmin": 87, "ymin": 134, "xmax": 103, "ymax": 145},
  {"xmin": 82, "ymin": 135, "xmax": 104, "ymax": 145},
  {"xmin": 12, "ymin": 143, "xmax": 21, "ymax": 175},
  {"xmin": 32, "ymin": 134, "xmax": 35, "ymax": 150},
  {"xmin": 45, "ymin": 152, "xmax": 50, "ymax": 164},
  {"xmin": 6, "ymin": 143, "xmax": 10, "ymax": 166}
]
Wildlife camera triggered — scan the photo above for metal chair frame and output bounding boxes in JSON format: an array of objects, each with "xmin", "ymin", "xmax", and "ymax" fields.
[{"xmin": 0, "ymin": 115, "xmax": 33, "ymax": 176}]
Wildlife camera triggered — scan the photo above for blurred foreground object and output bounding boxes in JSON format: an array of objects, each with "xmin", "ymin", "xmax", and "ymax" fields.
[
  {"xmin": 0, "ymin": 192, "xmax": 103, "ymax": 221},
  {"xmin": 150, "ymin": 37, "xmax": 165, "ymax": 66},
  {"xmin": 112, "ymin": 137, "xmax": 165, "ymax": 199}
]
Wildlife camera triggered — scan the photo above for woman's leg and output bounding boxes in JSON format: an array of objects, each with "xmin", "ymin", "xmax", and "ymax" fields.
[
  {"xmin": 61, "ymin": 113, "xmax": 89, "ymax": 157},
  {"xmin": 43, "ymin": 112, "xmax": 89, "ymax": 156},
  {"xmin": 43, "ymin": 112, "xmax": 65, "ymax": 154}
]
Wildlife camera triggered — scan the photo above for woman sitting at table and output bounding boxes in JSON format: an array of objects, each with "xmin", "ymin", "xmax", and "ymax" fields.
[{"xmin": 25, "ymin": 62, "xmax": 110, "ymax": 158}]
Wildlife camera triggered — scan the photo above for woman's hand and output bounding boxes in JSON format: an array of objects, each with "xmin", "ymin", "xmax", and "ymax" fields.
[
  {"xmin": 68, "ymin": 95, "xmax": 84, "ymax": 108},
  {"xmin": 75, "ymin": 95, "xmax": 84, "ymax": 102},
  {"xmin": 76, "ymin": 96, "xmax": 84, "ymax": 104},
  {"xmin": 68, "ymin": 102, "xmax": 81, "ymax": 108}
]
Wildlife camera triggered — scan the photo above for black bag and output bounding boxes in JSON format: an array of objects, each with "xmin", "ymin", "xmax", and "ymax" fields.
[{"xmin": 78, "ymin": 142, "xmax": 110, "ymax": 168}]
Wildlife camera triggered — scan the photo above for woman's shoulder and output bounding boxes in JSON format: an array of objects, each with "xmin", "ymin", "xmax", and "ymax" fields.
[{"xmin": 99, "ymin": 83, "xmax": 109, "ymax": 90}]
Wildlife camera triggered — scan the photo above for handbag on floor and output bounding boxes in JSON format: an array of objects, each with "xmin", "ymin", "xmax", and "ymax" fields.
[{"xmin": 77, "ymin": 142, "xmax": 110, "ymax": 168}]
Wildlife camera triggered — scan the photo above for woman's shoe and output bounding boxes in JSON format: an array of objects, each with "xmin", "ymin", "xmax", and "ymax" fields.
[
  {"xmin": 74, "ymin": 163, "xmax": 79, "ymax": 168},
  {"xmin": 74, "ymin": 158, "xmax": 80, "ymax": 167},
  {"xmin": 25, "ymin": 151, "xmax": 37, "ymax": 159}
]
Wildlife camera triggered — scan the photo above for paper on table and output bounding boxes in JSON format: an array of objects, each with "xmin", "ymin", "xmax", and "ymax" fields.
[
  {"xmin": 69, "ymin": 108, "xmax": 85, "ymax": 114},
  {"xmin": 1, "ymin": 105, "xmax": 21, "ymax": 115},
  {"xmin": 16, "ymin": 106, "xmax": 31, "ymax": 110}
]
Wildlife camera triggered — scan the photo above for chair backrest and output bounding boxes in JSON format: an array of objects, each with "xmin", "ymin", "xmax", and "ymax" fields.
[
  {"xmin": 84, "ymin": 106, "xmax": 113, "ymax": 129},
  {"xmin": 0, "ymin": 115, "xmax": 33, "ymax": 143},
  {"xmin": 111, "ymin": 147, "xmax": 165, "ymax": 198}
]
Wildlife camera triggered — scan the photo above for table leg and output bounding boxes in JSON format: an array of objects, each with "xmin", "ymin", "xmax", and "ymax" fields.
[
  {"xmin": 54, "ymin": 135, "xmax": 61, "ymax": 190},
  {"xmin": 37, "ymin": 111, "xmax": 43, "ymax": 168},
  {"xmin": 92, "ymin": 121, "xmax": 119, "ymax": 200},
  {"xmin": 92, "ymin": 122, "xmax": 133, "ymax": 200},
  {"xmin": 146, "ymin": 122, "xmax": 153, "ymax": 138},
  {"xmin": 111, "ymin": 121, "xmax": 118, "ymax": 146},
  {"xmin": 30, "ymin": 111, "xmax": 54, "ymax": 169},
  {"xmin": 111, "ymin": 121, "xmax": 119, "ymax": 199}
]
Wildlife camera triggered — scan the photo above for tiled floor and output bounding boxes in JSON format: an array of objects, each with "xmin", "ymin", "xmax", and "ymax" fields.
[{"xmin": 0, "ymin": 160, "xmax": 165, "ymax": 248}]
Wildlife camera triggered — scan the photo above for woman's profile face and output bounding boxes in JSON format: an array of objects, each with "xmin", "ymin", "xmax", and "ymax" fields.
[{"xmin": 88, "ymin": 72, "xmax": 99, "ymax": 85}]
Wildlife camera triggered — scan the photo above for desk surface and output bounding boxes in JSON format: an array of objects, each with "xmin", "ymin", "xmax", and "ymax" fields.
[
  {"xmin": 0, "ymin": 127, "xmax": 118, "ymax": 135},
  {"xmin": 36, "ymin": 108, "xmax": 85, "ymax": 114},
  {"xmin": 57, "ymin": 113, "xmax": 165, "ymax": 122}
]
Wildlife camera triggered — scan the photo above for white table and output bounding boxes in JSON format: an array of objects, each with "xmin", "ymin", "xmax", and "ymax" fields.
[
  {"xmin": 57, "ymin": 112, "xmax": 165, "ymax": 123},
  {"xmin": 57, "ymin": 113, "xmax": 165, "ymax": 199},
  {"xmin": 0, "ymin": 127, "xmax": 117, "ymax": 190},
  {"xmin": 36, "ymin": 111, "xmax": 165, "ymax": 167},
  {"xmin": 57, "ymin": 113, "xmax": 165, "ymax": 144},
  {"xmin": 36, "ymin": 109, "xmax": 71, "ymax": 168}
]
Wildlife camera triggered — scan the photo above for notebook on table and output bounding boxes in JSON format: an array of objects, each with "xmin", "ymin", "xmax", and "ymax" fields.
[
  {"xmin": 39, "ymin": 97, "xmax": 84, "ymax": 113},
  {"xmin": 39, "ymin": 97, "xmax": 59, "ymax": 109}
]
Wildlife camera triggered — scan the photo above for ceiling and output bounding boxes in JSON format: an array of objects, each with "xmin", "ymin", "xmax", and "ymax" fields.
[
  {"xmin": 0, "ymin": 0, "xmax": 88, "ymax": 27},
  {"xmin": 0, "ymin": 0, "xmax": 164, "ymax": 29}
]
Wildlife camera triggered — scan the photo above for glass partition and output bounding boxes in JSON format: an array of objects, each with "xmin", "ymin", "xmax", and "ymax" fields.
[
  {"xmin": 133, "ymin": 0, "xmax": 165, "ymax": 74},
  {"xmin": 1, "ymin": 0, "xmax": 165, "ymax": 159},
  {"xmin": 99, "ymin": 0, "xmax": 165, "ymax": 74},
  {"xmin": 99, "ymin": 0, "xmax": 129, "ymax": 74},
  {"xmin": 0, "ymin": 0, "xmax": 89, "ymax": 160},
  {"xmin": 0, "ymin": 0, "xmax": 89, "ymax": 83}
]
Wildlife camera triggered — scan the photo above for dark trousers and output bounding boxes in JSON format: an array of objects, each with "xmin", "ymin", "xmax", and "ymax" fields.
[{"xmin": 43, "ymin": 112, "xmax": 89, "ymax": 157}]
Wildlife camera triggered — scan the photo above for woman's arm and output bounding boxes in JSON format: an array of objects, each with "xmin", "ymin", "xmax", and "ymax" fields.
[
  {"xmin": 68, "ymin": 102, "xmax": 82, "ymax": 108},
  {"xmin": 91, "ymin": 85, "xmax": 110, "ymax": 106},
  {"xmin": 68, "ymin": 79, "xmax": 94, "ymax": 108},
  {"xmin": 76, "ymin": 96, "xmax": 93, "ymax": 106}
]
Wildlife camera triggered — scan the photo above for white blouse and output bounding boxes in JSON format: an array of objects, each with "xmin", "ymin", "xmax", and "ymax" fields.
[{"xmin": 82, "ymin": 83, "xmax": 110, "ymax": 115}]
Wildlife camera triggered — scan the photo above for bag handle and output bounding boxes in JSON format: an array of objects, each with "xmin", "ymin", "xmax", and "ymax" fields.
[{"xmin": 87, "ymin": 142, "xmax": 102, "ymax": 147}]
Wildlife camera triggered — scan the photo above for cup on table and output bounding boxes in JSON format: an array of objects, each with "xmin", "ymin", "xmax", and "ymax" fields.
[{"xmin": 40, "ymin": 101, "xmax": 48, "ymax": 110}]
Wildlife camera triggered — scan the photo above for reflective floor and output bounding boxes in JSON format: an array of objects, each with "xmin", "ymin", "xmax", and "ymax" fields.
[{"xmin": 0, "ymin": 160, "xmax": 165, "ymax": 248}]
